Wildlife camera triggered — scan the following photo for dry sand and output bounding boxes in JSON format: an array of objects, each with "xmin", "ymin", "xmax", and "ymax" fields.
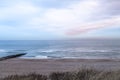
[{"xmin": 0, "ymin": 58, "xmax": 120, "ymax": 78}]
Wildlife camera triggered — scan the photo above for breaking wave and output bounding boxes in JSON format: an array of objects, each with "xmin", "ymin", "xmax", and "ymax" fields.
[{"xmin": 0, "ymin": 49, "xmax": 6, "ymax": 52}]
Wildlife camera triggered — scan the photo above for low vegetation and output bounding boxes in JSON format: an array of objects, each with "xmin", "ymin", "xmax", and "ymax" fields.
[{"xmin": 1, "ymin": 68, "xmax": 120, "ymax": 80}]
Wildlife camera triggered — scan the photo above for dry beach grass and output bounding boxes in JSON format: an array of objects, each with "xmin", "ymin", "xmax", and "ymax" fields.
[{"xmin": 1, "ymin": 68, "xmax": 120, "ymax": 80}]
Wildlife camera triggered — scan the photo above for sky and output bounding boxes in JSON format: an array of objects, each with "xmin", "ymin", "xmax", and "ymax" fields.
[{"xmin": 0, "ymin": 0, "xmax": 120, "ymax": 40}]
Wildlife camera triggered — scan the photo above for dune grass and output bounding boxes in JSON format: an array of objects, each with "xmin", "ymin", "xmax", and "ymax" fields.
[{"xmin": 1, "ymin": 68, "xmax": 120, "ymax": 80}]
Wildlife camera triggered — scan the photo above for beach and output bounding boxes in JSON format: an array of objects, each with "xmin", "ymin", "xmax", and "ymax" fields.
[{"xmin": 1, "ymin": 58, "xmax": 120, "ymax": 78}]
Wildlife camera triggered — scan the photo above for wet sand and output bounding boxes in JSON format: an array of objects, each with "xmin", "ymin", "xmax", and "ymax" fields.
[{"xmin": 0, "ymin": 58, "xmax": 120, "ymax": 78}]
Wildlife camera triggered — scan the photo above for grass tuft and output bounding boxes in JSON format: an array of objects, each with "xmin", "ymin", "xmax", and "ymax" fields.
[{"xmin": 1, "ymin": 68, "xmax": 120, "ymax": 80}]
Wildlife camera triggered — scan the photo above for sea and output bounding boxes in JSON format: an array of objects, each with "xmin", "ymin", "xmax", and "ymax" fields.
[{"xmin": 0, "ymin": 39, "xmax": 120, "ymax": 59}]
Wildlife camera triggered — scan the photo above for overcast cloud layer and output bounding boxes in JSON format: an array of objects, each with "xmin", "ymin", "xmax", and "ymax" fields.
[{"xmin": 0, "ymin": 0, "xmax": 120, "ymax": 39}]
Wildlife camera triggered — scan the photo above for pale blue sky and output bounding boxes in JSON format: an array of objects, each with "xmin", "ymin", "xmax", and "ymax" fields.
[{"xmin": 0, "ymin": 0, "xmax": 120, "ymax": 40}]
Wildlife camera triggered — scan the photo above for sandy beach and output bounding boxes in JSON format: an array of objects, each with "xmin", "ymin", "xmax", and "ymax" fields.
[{"xmin": 0, "ymin": 58, "xmax": 120, "ymax": 78}]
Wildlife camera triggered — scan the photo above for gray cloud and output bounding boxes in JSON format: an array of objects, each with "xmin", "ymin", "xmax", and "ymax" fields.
[
  {"xmin": 87, "ymin": 0, "xmax": 120, "ymax": 22},
  {"xmin": 100, "ymin": 0, "xmax": 120, "ymax": 15},
  {"xmin": 103, "ymin": 0, "xmax": 120, "ymax": 14}
]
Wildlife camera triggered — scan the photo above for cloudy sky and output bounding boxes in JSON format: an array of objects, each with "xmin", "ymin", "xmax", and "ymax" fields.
[{"xmin": 0, "ymin": 0, "xmax": 120, "ymax": 40}]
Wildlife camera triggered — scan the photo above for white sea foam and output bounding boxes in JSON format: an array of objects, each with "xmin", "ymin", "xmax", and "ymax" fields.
[
  {"xmin": 73, "ymin": 48, "xmax": 112, "ymax": 53},
  {"xmin": 38, "ymin": 48, "xmax": 112, "ymax": 53},
  {"xmin": 22, "ymin": 48, "xmax": 119, "ymax": 59},
  {"xmin": 0, "ymin": 49, "xmax": 6, "ymax": 52},
  {"xmin": 35, "ymin": 55, "xmax": 48, "ymax": 59},
  {"xmin": 37, "ymin": 49, "xmax": 69, "ymax": 53},
  {"xmin": 37, "ymin": 49, "xmax": 58, "ymax": 53}
]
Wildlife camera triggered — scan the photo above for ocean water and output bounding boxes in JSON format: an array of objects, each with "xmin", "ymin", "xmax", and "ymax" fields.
[{"xmin": 0, "ymin": 39, "xmax": 120, "ymax": 59}]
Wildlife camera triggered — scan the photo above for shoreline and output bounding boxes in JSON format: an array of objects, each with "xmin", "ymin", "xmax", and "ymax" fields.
[{"xmin": 0, "ymin": 58, "xmax": 120, "ymax": 78}]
